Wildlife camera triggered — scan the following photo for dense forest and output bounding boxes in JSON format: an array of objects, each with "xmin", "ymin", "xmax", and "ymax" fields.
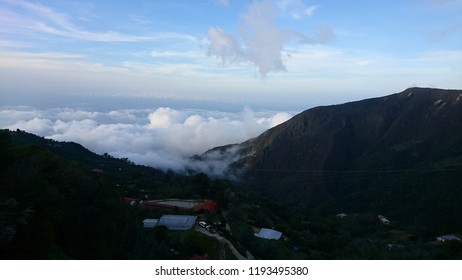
[{"xmin": 0, "ymin": 129, "xmax": 230, "ymax": 259}]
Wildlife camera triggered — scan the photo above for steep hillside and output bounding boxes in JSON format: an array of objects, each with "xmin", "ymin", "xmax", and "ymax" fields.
[
  {"xmin": 204, "ymin": 88, "xmax": 462, "ymax": 231},
  {"xmin": 7, "ymin": 129, "xmax": 166, "ymax": 179},
  {"xmin": 0, "ymin": 130, "xmax": 240, "ymax": 259}
]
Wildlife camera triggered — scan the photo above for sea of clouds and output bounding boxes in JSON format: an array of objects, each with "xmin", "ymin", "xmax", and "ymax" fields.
[{"xmin": 0, "ymin": 105, "xmax": 292, "ymax": 175}]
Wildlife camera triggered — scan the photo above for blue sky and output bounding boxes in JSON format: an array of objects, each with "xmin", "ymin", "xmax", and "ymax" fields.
[{"xmin": 1, "ymin": 0, "xmax": 461, "ymax": 108}]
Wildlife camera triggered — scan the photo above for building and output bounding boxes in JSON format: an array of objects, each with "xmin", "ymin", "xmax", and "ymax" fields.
[
  {"xmin": 157, "ymin": 215, "xmax": 197, "ymax": 230},
  {"xmin": 378, "ymin": 215, "xmax": 390, "ymax": 225},
  {"xmin": 436, "ymin": 235, "xmax": 461, "ymax": 242},
  {"xmin": 140, "ymin": 199, "xmax": 218, "ymax": 213},
  {"xmin": 142, "ymin": 219, "xmax": 158, "ymax": 229},
  {"xmin": 146, "ymin": 199, "xmax": 202, "ymax": 212},
  {"xmin": 201, "ymin": 200, "xmax": 218, "ymax": 212},
  {"xmin": 254, "ymin": 228, "xmax": 282, "ymax": 240}
]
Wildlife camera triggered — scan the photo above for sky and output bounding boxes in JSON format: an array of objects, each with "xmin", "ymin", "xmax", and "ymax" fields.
[
  {"xmin": 1, "ymin": 0, "xmax": 461, "ymax": 105},
  {"xmin": 1, "ymin": 0, "xmax": 461, "ymax": 172}
]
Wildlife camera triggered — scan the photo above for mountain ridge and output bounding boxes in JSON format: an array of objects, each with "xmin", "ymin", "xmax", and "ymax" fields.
[{"xmin": 199, "ymin": 87, "xmax": 462, "ymax": 228}]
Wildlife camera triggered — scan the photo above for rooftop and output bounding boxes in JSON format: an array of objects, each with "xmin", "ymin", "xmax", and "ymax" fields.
[
  {"xmin": 436, "ymin": 235, "xmax": 461, "ymax": 242},
  {"xmin": 255, "ymin": 228, "xmax": 282, "ymax": 240},
  {"xmin": 142, "ymin": 219, "xmax": 158, "ymax": 229},
  {"xmin": 158, "ymin": 215, "xmax": 197, "ymax": 231}
]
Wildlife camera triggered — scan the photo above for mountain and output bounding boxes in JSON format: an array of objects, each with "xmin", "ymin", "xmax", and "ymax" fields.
[{"xmin": 202, "ymin": 88, "xmax": 462, "ymax": 231}]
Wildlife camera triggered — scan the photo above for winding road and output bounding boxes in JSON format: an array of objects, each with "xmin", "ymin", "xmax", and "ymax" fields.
[{"xmin": 195, "ymin": 226, "xmax": 254, "ymax": 260}]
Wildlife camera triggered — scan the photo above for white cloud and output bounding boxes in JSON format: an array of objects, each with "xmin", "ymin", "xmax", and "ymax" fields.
[
  {"xmin": 0, "ymin": 50, "xmax": 123, "ymax": 72},
  {"xmin": 150, "ymin": 50, "xmax": 203, "ymax": 59},
  {"xmin": 215, "ymin": 0, "xmax": 230, "ymax": 7},
  {"xmin": 304, "ymin": 5, "xmax": 317, "ymax": 17},
  {"xmin": 207, "ymin": 27, "xmax": 243, "ymax": 65},
  {"xmin": 1, "ymin": 0, "xmax": 149, "ymax": 42},
  {"xmin": 8, "ymin": 117, "xmax": 55, "ymax": 135},
  {"xmin": 275, "ymin": 0, "xmax": 318, "ymax": 19},
  {"xmin": 240, "ymin": 0, "xmax": 289, "ymax": 76},
  {"xmin": 55, "ymin": 108, "xmax": 99, "ymax": 121},
  {"xmin": 147, "ymin": 107, "xmax": 187, "ymax": 129},
  {"xmin": 280, "ymin": 45, "xmax": 462, "ymax": 94},
  {"xmin": 0, "ymin": 49, "xmax": 236, "ymax": 96},
  {"xmin": 355, "ymin": 60, "xmax": 371, "ymax": 66},
  {"xmin": 208, "ymin": 0, "xmax": 288, "ymax": 77},
  {"xmin": 1, "ymin": 0, "xmax": 197, "ymax": 43},
  {"xmin": 302, "ymin": 26, "xmax": 335, "ymax": 44},
  {"xmin": 207, "ymin": 0, "xmax": 332, "ymax": 77},
  {"xmin": 0, "ymin": 107, "xmax": 42, "ymax": 127},
  {"xmin": 0, "ymin": 39, "xmax": 30, "ymax": 48},
  {"xmin": 266, "ymin": 112, "xmax": 293, "ymax": 127},
  {"xmin": 1, "ymin": 106, "xmax": 293, "ymax": 175}
]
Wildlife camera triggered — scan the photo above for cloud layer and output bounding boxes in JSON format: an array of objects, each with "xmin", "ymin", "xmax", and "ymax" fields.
[{"xmin": 1, "ymin": 106, "xmax": 292, "ymax": 175}]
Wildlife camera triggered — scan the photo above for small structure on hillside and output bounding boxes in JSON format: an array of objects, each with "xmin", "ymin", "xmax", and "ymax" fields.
[
  {"xmin": 141, "ymin": 199, "xmax": 218, "ymax": 213},
  {"xmin": 142, "ymin": 219, "xmax": 158, "ymax": 229},
  {"xmin": 378, "ymin": 215, "xmax": 391, "ymax": 225},
  {"xmin": 336, "ymin": 213, "xmax": 347, "ymax": 218},
  {"xmin": 255, "ymin": 228, "xmax": 282, "ymax": 240},
  {"xmin": 201, "ymin": 200, "xmax": 218, "ymax": 212},
  {"xmin": 157, "ymin": 215, "xmax": 197, "ymax": 231},
  {"xmin": 436, "ymin": 235, "xmax": 461, "ymax": 243}
]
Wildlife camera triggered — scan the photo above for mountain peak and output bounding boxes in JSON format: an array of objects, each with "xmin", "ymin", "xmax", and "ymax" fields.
[{"xmin": 199, "ymin": 88, "xmax": 462, "ymax": 222}]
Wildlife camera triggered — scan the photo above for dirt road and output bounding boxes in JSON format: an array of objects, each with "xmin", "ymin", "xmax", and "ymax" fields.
[{"xmin": 195, "ymin": 226, "xmax": 254, "ymax": 260}]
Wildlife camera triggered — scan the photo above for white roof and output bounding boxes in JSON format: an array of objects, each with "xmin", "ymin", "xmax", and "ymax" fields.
[
  {"xmin": 437, "ymin": 235, "xmax": 461, "ymax": 241},
  {"xmin": 255, "ymin": 228, "xmax": 282, "ymax": 240},
  {"xmin": 143, "ymin": 219, "xmax": 158, "ymax": 228},
  {"xmin": 158, "ymin": 215, "xmax": 197, "ymax": 230}
]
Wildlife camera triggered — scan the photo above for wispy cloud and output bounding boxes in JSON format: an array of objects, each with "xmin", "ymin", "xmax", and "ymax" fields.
[
  {"xmin": 304, "ymin": 5, "xmax": 317, "ymax": 17},
  {"xmin": 207, "ymin": 0, "xmax": 333, "ymax": 77},
  {"xmin": 282, "ymin": 45, "xmax": 462, "ymax": 93},
  {"xmin": 429, "ymin": 22, "xmax": 461, "ymax": 42},
  {"xmin": 215, "ymin": 0, "xmax": 230, "ymax": 6},
  {"xmin": 207, "ymin": 27, "xmax": 243, "ymax": 65},
  {"xmin": 0, "ymin": 39, "xmax": 30, "ymax": 48},
  {"xmin": 1, "ymin": 0, "xmax": 197, "ymax": 43},
  {"xmin": 296, "ymin": 26, "xmax": 335, "ymax": 44},
  {"xmin": 151, "ymin": 50, "xmax": 204, "ymax": 59},
  {"xmin": 6, "ymin": 51, "xmax": 84, "ymax": 59},
  {"xmin": 0, "ymin": 50, "xmax": 120, "ymax": 72},
  {"xmin": 275, "ymin": 0, "xmax": 318, "ymax": 19},
  {"xmin": 0, "ymin": 49, "xmax": 221, "ymax": 79}
]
